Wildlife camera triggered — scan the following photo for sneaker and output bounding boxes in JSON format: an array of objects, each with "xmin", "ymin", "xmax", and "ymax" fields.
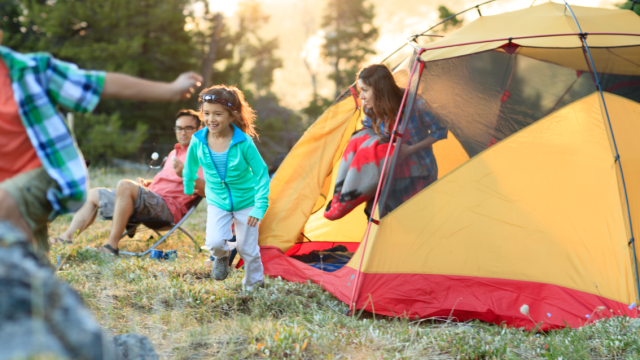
[
  {"xmin": 212, "ymin": 256, "xmax": 229, "ymax": 280},
  {"xmin": 243, "ymin": 281, "xmax": 264, "ymax": 294},
  {"xmin": 206, "ymin": 255, "xmax": 233, "ymax": 268}
]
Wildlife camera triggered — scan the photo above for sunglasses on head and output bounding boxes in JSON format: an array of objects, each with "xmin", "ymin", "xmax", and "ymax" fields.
[{"xmin": 201, "ymin": 95, "xmax": 237, "ymax": 111}]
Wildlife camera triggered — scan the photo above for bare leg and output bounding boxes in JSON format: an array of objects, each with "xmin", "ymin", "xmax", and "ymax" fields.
[
  {"xmin": 103, "ymin": 180, "xmax": 139, "ymax": 250},
  {"xmin": 0, "ymin": 188, "xmax": 34, "ymax": 242},
  {"xmin": 59, "ymin": 188, "xmax": 100, "ymax": 241}
]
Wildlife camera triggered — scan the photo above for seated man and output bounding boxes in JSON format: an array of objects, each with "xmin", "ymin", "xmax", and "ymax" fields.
[{"xmin": 54, "ymin": 110, "xmax": 205, "ymax": 255}]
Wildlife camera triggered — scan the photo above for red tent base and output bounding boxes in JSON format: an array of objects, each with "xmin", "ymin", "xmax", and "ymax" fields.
[{"xmin": 261, "ymin": 246, "xmax": 638, "ymax": 330}]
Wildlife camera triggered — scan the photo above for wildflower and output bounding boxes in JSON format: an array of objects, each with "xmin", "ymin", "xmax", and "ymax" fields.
[
  {"xmin": 547, "ymin": 313, "xmax": 552, "ymax": 317},
  {"xmin": 520, "ymin": 304, "xmax": 530, "ymax": 316},
  {"xmin": 629, "ymin": 302, "xmax": 636, "ymax": 310},
  {"xmin": 586, "ymin": 315, "xmax": 590, "ymax": 318}
]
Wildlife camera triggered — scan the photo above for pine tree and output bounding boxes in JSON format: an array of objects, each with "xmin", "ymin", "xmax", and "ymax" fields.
[
  {"xmin": 6, "ymin": 0, "xmax": 198, "ymax": 162},
  {"xmin": 321, "ymin": 0, "xmax": 378, "ymax": 98},
  {"xmin": 0, "ymin": 0, "xmax": 42, "ymax": 51},
  {"xmin": 618, "ymin": 1, "xmax": 640, "ymax": 16},
  {"xmin": 200, "ymin": 0, "xmax": 282, "ymax": 98},
  {"xmin": 404, "ymin": 5, "xmax": 462, "ymax": 45},
  {"xmin": 437, "ymin": 5, "xmax": 464, "ymax": 33},
  {"xmin": 193, "ymin": 0, "xmax": 296, "ymax": 167}
]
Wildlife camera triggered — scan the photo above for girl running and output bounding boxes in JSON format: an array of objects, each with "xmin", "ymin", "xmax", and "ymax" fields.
[{"xmin": 183, "ymin": 85, "xmax": 269, "ymax": 292}]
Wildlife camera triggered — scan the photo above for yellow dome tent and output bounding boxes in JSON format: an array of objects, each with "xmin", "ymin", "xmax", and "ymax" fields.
[{"xmin": 259, "ymin": 2, "xmax": 640, "ymax": 329}]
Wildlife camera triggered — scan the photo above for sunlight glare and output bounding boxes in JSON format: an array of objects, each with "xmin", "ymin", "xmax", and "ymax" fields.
[
  {"xmin": 301, "ymin": 30, "xmax": 326, "ymax": 73},
  {"xmin": 208, "ymin": 0, "xmax": 241, "ymax": 17}
]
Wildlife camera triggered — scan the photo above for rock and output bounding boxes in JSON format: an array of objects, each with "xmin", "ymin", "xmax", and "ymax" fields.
[
  {"xmin": 0, "ymin": 221, "xmax": 114, "ymax": 360},
  {"xmin": 113, "ymin": 334, "xmax": 159, "ymax": 360}
]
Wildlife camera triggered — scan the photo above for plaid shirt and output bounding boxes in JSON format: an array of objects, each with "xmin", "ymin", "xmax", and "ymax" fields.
[
  {"xmin": 362, "ymin": 97, "xmax": 448, "ymax": 178},
  {"xmin": 0, "ymin": 46, "xmax": 105, "ymax": 218}
]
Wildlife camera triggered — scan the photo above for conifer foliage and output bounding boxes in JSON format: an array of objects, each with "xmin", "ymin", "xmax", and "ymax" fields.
[
  {"xmin": 1, "ymin": 0, "xmax": 195, "ymax": 162},
  {"xmin": 321, "ymin": 0, "xmax": 379, "ymax": 98}
]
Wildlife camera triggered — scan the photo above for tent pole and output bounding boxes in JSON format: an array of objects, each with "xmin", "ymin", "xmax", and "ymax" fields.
[
  {"xmin": 381, "ymin": 0, "xmax": 498, "ymax": 64},
  {"xmin": 390, "ymin": 1, "xmax": 640, "ymax": 64},
  {"xmin": 487, "ymin": 52, "xmax": 518, "ymax": 146},
  {"xmin": 406, "ymin": 32, "xmax": 640, "ymax": 55},
  {"xmin": 348, "ymin": 52, "xmax": 425, "ymax": 316},
  {"xmin": 563, "ymin": 1, "xmax": 640, "ymax": 305}
]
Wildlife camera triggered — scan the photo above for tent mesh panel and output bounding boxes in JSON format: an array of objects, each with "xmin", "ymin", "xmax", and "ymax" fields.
[{"xmin": 377, "ymin": 45, "xmax": 640, "ymax": 217}]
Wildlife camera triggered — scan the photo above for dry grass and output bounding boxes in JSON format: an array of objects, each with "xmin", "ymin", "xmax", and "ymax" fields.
[{"xmin": 45, "ymin": 167, "xmax": 640, "ymax": 359}]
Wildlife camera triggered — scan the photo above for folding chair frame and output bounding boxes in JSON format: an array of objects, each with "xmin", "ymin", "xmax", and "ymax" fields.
[{"xmin": 117, "ymin": 197, "xmax": 203, "ymax": 257}]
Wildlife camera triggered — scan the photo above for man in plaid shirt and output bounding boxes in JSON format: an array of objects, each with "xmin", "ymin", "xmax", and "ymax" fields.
[{"xmin": 0, "ymin": 29, "xmax": 202, "ymax": 254}]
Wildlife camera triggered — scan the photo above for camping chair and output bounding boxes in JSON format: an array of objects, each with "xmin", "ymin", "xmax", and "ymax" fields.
[{"xmin": 104, "ymin": 197, "xmax": 203, "ymax": 257}]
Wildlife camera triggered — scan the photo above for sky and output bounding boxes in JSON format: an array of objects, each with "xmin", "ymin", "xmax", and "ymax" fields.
[{"xmin": 206, "ymin": 0, "xmax": 621, "ymax": 110}]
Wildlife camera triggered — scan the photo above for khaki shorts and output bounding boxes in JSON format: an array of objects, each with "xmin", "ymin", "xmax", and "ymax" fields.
[
  {"xmin": 98, "ymin": 186, "xmax": 173, "ymax": 223},
  {"xmin": 0, "ymin": 167, "xmax": 59, "ymax": 253}
]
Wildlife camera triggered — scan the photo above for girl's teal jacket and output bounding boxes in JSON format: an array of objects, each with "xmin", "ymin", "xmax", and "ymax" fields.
[{"xmin": 183, "ymin": 124, "xmax": 270, "ymax": 220}]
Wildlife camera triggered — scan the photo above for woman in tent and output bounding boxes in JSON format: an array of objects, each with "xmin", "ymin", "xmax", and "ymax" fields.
[{"xmin": 324, "ymin": 64, "xmax": 448, "ymax": 220}]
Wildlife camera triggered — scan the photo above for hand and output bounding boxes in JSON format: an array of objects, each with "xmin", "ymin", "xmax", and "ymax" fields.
[
  {"xmin": 172, "ymin": 157, "xmax": 184, "ymax": 178},
  {"xmin": 247, "ymin": 216, "xmax": 259, "ymax": 227},
  {"xmin": 397, "ymin": 143, "xmax": 413, "ymax": 162},
  {"xmin": 137, "ymin": 177, "xmax": 150, "ymax": 187},
  {"xmin": 170, "ymin": 71, "xmax": 203, "ymax": 101}
]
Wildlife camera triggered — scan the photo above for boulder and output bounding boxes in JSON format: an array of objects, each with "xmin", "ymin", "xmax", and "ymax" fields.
[
  {"xmin": 113, "ymin": 334, "xmax": 159, "ymax": 360},
  {"xmin": 0, "ymin": 221, "xmax": 113, "ymax": 360}
]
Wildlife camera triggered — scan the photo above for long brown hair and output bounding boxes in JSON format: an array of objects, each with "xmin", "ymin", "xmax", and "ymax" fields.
[
  {"xmin": 198, "ymin": 85, "xmax": 258, "ymax": 139},
  {"xmin": 357, "ymin": 64, "xmax": 404, "ymax": 136}
]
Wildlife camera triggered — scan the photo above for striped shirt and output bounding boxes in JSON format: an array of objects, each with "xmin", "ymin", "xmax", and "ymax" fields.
[{"xmin": 211, "ymin": 149, "xmax": 228, "ymax": 180}]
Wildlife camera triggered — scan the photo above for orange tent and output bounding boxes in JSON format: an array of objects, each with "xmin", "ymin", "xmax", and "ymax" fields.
[{"xmin": 259, "ymin": 2, "xmax": 640, "ymax": 329}]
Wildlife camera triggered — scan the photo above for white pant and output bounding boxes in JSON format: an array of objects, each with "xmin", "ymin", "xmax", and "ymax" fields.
[{"xmin": 206, "ymin": 204, "xmax": 263, "ymax": 288}]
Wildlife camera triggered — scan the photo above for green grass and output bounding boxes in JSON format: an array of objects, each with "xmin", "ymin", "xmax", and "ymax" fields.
[{"xmin": 47, "ymin": 168, "xmax": 640, "ymax": 359}]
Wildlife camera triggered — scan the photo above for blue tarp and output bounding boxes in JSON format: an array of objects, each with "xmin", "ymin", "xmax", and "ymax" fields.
[{"xmin": 290, "ymin": 245, "xmax": 354, "ymax": 273}]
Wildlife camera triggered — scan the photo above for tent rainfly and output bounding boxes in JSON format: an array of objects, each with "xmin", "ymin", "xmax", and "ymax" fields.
[{"xmin": 258, "ymin": 2, "xmax": 640, "ymax": 330}]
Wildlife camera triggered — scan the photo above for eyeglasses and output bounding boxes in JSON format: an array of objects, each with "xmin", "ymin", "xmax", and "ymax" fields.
[{"xmin": 174, "ymin": 126, "xmax": 196, "ymax": 133}]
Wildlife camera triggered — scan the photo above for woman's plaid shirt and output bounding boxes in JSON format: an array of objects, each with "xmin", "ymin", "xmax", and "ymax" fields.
[{"xmin": 362, "ymin": 96, "xmax": 448, "ymax": 179}]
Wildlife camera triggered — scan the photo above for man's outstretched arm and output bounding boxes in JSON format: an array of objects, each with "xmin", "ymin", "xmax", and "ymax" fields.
[{"xmin": 102, "ymin": 72, "xmax": 203, "ymax": 102}]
